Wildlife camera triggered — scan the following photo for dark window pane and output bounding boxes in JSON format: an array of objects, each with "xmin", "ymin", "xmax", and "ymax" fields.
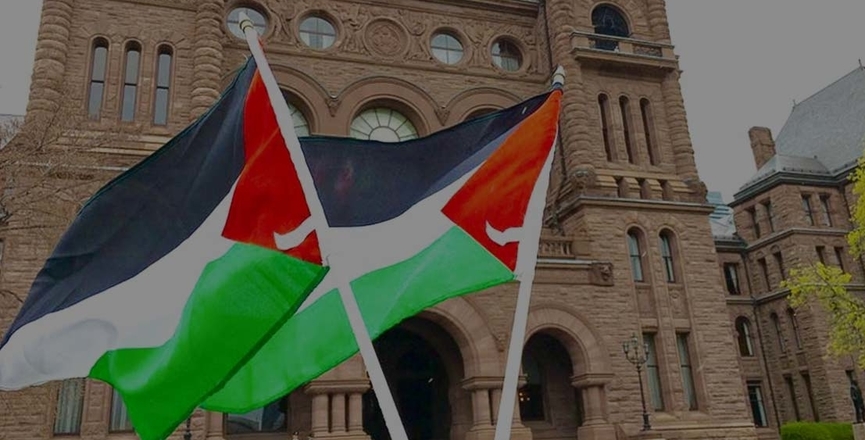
[
  {"xmin": 92, "ymin": 46, "xmax": 107, "ymax": 81},
  {"xmin": 124, "ymin": 49, "xmax": 140, "ymax": 85},
  {"xmin": 88, "ymin": 83, "xmax": 104, "ymax": 118},
  {"xmin": 154, "ymin": 89, "xmax": 169, "ymax": 125},
  {"xmin": 121, "ymin": 85, "xmax": 137, "ymax": 121},
  {"xmin": 157, "ymin": 53, "xmax": 172, "ymax": 88}
]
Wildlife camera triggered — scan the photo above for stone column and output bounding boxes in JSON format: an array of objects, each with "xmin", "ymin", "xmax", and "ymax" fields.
[
  {"xmin": 331, "ymin": 393, "xmax": 347, "ymax": 434},
  {"xmin": 572, "ymin": 374, "xmax": 616, "ymax": 440},
  {"xmin": 645, "ymin": 0, "xmax": 672, "ymax": 43},
  {"xmin": 661, "ymin": 70, "xmax": 700, "ymax": 186},
  {"xmin": 544, "ymin": 0, "xmax": 603, "ymax": 192},
  {"xmin": 25, "ymin": 0, "xmax": 74, "ymax": 121},
  {"xmin": 470, "ymin": 377, "xmax": 532, "ymax": 440},
  {"xmin": 191, "ymin": 0, "xmax": 226, "ymax": 119},
  {"xmin": 347, "ymin": 393, "xmax": 364, "ymax": 433},
  {"xmin": 304, "ymin": 380, "xmax": 371, "ymax": 439},
  {"xmin": 205, "ymin": 411, "xmax": 225, "ymax": 440}
]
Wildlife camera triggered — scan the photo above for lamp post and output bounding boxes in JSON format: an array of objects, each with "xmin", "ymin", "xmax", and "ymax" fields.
[{"xmin": 622, "ymin": 333, "xmax": 651, "ymax": 431}]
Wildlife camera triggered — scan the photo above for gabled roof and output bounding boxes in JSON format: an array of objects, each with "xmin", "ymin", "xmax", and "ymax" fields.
[{"xmin": 774, "ymin": 67, "xmax": 865, "ymax": 173}]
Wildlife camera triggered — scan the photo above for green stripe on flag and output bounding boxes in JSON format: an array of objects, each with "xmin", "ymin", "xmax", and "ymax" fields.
[
  {"xmin": 202, "ymin": 226, "xmax": 514, "ymax": 413},
  {"xmin": 89, "ymin": 242, "xmax": 328, "ymax": 440}
]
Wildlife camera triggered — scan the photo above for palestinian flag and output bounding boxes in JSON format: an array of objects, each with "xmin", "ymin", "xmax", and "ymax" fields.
[
  {"xmin": 0, "ymin": 58, "xmax": 327, "ymax": 440},
  {"xmin": 202, "ymin": 85, "xmax": 563, "ymax": 412}
]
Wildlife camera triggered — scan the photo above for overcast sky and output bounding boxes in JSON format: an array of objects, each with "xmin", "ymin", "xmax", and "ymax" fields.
[{"xmin": 1, "ymin": 1, "xmax": 864, "ymax": 201}]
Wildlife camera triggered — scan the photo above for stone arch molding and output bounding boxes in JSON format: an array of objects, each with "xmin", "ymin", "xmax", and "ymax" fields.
[
  {"xmin": 334, "ymin": 76, "xmax": 441, "ymax": 135},
  {"xmin": 575, "ymin": 0, "xmax": 652, "ymax": 39},
  {"xmin": 525, "ymin": 303, "xmax": 612, "ymax": 377},
  {"xmin": 444, "ymin": 87, "xmax": 522, "ymax": 126},
  {"xmin": 416, "ymin": 296, "xmax": 503, "ymax": 378},
  {"xmin": 78, "ymin": 23, "xmax": 191, "ymax": 50}
]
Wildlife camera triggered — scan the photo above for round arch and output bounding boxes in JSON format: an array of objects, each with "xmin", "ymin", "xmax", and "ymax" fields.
[
  {"xmin": 444, "ymin": 87, "xmax": 521, "ymax": 126},
  {"xmin": 335, "ymin": 77, "xmax": 440, "ymax": 137},
  {"xmin": 525, "ymin": 304, "xmax": 611, "ymax": 377},
  {"xmin": 421, "ymin": 296, "xmax": 503, "ymax": 378}
]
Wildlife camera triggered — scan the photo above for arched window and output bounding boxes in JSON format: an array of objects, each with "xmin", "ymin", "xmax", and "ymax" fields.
[
  {"xmin": 350, "ymin": 107, "xmax": 418, "ymax": 142},
  {"xmin": 659, "ymin": 231, "xmax": 677, "ymax": 283},
  {"xmin": 735, "ymin": 317, "xmax": 754, "ymax": 357},
  {"xmin": 87, "ymin": 38, "xmax": 109, "ymax": 119},
  {"xmin": 153, "ymin": 45, "xmax": 173, "ymax": 125},
  {"xmin": 598, "ymin": 94, "xmax": 616, "ymax": 161},
  {"xmin": 591, "ymin": 5, "xmax": 630, "ymax": 50},
  {"xmin": 619, "ymin": 96, "xmax": 636, "ymax": 164},
  {"xmin": 627, "ymin": 229, "xmax": 644, "ymax": 282},
  {"xmin": 787, "ymin": 308, "xmax": 802, "ymax": 350},
  {"xmin": 279, "ymin": 90, "xmax": 311, "ymax": 137},
  {"xmin": 771, "ymin": 313, "xmax": 786, "ymax": 353},
  {"xmin": 640, "ymin": 99, "xmax": 658, "ymax": 165},
  {"xmin": 120, "ymin": 42, "xmax": 142, "ymax": 122}
]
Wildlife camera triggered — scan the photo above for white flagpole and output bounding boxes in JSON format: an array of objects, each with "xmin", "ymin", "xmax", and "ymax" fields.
[
  {"xmin": 493, "ymin": 66, "xmax": 566, "ymax": 440},
  {"xmin": 239, "ymin": 15, "xmax": 409, "ymax": 440}
]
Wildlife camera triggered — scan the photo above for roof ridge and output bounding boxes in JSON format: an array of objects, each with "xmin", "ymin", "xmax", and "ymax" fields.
[{"xmin": 792, "ymin": 67, "xmax": 865, "ymax": 110}]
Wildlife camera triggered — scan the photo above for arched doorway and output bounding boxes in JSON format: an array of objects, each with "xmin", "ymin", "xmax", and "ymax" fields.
[
  {"xmin": 520, "ymin": 333, "xmax": 583, "ymax": 437},
  {"xmin": 363, "ymin": 317, "xmax": 466, "ymax": 440}
]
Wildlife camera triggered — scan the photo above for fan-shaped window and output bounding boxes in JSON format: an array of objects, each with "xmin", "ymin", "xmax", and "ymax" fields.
[
  {"xmin": 735, "ymin": 317, "xmax": 754, "ymax": 357},
  {"xmin": 592, "ymin": 5, "xmax": 630, "ymax": 50},
  {"xmin": 227, "ymin": 7, "xmax": 267, "ymax": 39},
  {"xmin": 431, "ymin": 32, "xmax": 464, "ymax": 65},
  {"xmin": 120, "ymin": 42, "xmax": 142, "ymax": 122},
  {"xmin": 492, "ymin": 39, "xmax": 522, "ymax": 72},
  {"xmin": 299, "ymin": 16, "xmax": 336, "ymax": 50},
  {"xmin": 627, "ymin": 229, "xmax": 644, "ymax": 282},
  {"xmin": 279, "ymin": 90, "xmax": 311, "ymax": 137},
  {"xmin": 350, "ymin": 108, "xmax": 418, "ymax": 142},
  {"xmin": 87, "ymin": 38, "xmax": 109, "ymax": 119},
  {"xmin": 153, "ymin": 45, "xmax": 173, "ymax": 125}
]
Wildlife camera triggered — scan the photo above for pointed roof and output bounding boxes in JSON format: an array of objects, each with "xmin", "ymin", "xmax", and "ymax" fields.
[
  {"xmin": 735, "ymin": 67, "xmax": 865, "ymax": 200},
  {"xmin": 775, "ymin": 67, "xmax": 865, "ymax": 173}
]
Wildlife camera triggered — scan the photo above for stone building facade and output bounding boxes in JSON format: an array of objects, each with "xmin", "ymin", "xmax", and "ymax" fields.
[
  {"xmin": 714, "ymin": 67, "xmax": 865, "ymax": 440},
  {"xmin": 1, "ymin": 1, "xmax": 760, "ymax": 440}
]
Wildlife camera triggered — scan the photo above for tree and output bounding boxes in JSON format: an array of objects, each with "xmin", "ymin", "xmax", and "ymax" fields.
[
  {"xmin": 783, "ymin": 155, "xmax": 865, "ymax": 368},
  {"xmin": 0, "ymin": 82, "xmax": 142, "ymax": 304}
]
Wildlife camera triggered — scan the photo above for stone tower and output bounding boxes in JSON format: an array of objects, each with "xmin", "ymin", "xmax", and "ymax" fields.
[{"xmin": 0, "ymin": 1, "xmax": 760, "ymax": 439}]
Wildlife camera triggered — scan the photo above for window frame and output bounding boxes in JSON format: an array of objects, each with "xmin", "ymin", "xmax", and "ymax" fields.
[
  {"xmin": 87, "ymin": 37, "xmax": 110, "ymax": 120},
  {"xmin": 787, "ymin": 308, "xmax": 802, "ymax": 350},
  {"xmin": 659, "ymin": 232, "xmax": 677, "ymax": 283},
  {"xmin": 801, "ymin": 194, "xmax": 815, "ymax": 226},
  {"xmin": 120, "ymin": 41, "xmax": 143, "ymax": 122},
  {"xmin": 735, "ymin": 317, "xmax": 754, "ymax": 357},
  {"xmin": 152, "ymin": 44, "xmax": 174, "ymax": 126},
  {"xmin": 430, "ymin": 31, "xmax": 464, "ymax": 65},
  {"xmin": 749, "ymin": 207, "xmax": 761, "ymax": 238},
  {"xmin": 724, "ymin": 263, "xmax": 741, "ymax": 295},
  {"xmin": 676, "ymin": 332, "xmax": 699, "ymax": 411},
  {"xmin": 627, "ymin": 229, "xmax": 645, "ymax": 283},
  {"xmin": 643, "ymin": 332, "xmax": 665, "ymax": 411},
  {"xmin": 784, "ymin": 375, "xmax": 801, "ymax": 421},
  {"xmin": 491, "ymin": 38, "xmax": 522, "ymax": 72},
  {"xmin": 763, "ymin": 200, "xmax": 776, "ymax": 232},
  {"xmin": 53, "ymin": 379, "xmax": 85, "ymax": 436},
  {"xmin": 758, "ymin": 258, "xmax": 770, "ymax": 292},
  {"xmin": 819, "ymin": 194, "xmax": 832, "ymax": 226},
  {"xmin": 771, "ymin": 313, "xmax": 786, "ymax": 353},
  {"xmin": 619, "ymin": 96, "xmax": 636, "ymax": 164},
  {"xmin": 747, "ymin": 383, "xmax": 769, "ymax": 427},
  {"xmin": 598, "ymin": 94, "xmax": 616, "ymax": 162},
  {"xmin": 109, "ymin": 388, "xmax": 134, "ymax": 433},
  {"xmin": 773, "ymin": 251, "xmax": 786, "ymax": 287},
  {"xmin": 299, "ymin": 15, "xmax": 337, "ymax": 50},
  {"xmin": 640, "ymin": 98, "xmax": 658, "ymax": 165}
]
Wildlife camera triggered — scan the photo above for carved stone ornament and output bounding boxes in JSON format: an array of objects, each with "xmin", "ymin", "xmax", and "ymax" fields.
[
  {"xmin": 570, "ymin": 165, "xmax": 598, "ymax": 195},
  {"xmin": 364, "ymin": 19, "xmax": 408, "ymax": 58},
  {"xmin": 590, "ymin": 262, "xmax": 614, "ymax": 286}
]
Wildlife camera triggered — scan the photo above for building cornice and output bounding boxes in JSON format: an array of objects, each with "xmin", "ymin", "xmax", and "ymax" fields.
[
  {"xmin": 732, "ymin": 168, "xmax": 854, "ymax": 206},
  {"xmin": 744, "ymin": 227, "xmax": 848, "ymax": 253},
  {"xmin": 549, "ymin": 196, "xmax": 715, "ymax": 222}
]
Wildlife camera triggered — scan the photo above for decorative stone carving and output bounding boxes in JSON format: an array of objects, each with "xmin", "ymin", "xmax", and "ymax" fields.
[
  {"xmin": 570, "ymin": 165, "xmax": 598, "ymax": 195},
  {"xmin": 398, "ymin": 9, "xmax": 432, "ymax": 62},
  {"xmin": 590, "ymin": 262, "xmax": 614, "ymax": 286},
  {"xmin": 365, "ymin": 19, "xmax": 408, "ymax": 58},
  {"xmin": 331, "ymin": 2, "xmax": 372, "ymax": 55},
  {"xmin": 434, "ymin": 107, "xmax": 450, "ymax": 125},
  {"xmin": 327, "ymin": 97, "xmax": 341, "ymax": 116},
  {"xmin": 684, "ymin": 177, "xmax": 708, "ymax": 203}
]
